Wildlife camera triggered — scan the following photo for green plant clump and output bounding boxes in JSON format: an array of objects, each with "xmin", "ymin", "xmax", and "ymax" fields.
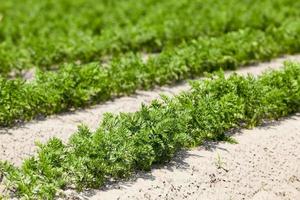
[
  {"xmin": 0, "ymin": 0, "xmax": 300, "ymax": 75},
  {"xmin": 0, "ymin": 23, "xmax": 300, "ymax": 127},
  {"xmin": 1, "ymin": 62, "xmax": 299, "ymax": 199}
]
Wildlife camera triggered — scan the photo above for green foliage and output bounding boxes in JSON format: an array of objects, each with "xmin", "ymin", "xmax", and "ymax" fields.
[
  {"xmin": 0, "ymin": 0, "xmax": 300, "ymax": 75},
  {"xmin": 0, "ymin": 0, "xmax": 300, "ymax": 125},
  {"xmin": 1, "ymin": 25, "xmax": 300, "ymax": 126},
  {"xmin": 1, "ymin": 63, "xmax": 300, "ymax": 199}
]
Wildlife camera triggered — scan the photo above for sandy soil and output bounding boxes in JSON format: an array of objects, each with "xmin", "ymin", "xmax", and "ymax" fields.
[
  {"xmin": 1, "ymin": 55, "xmax": 300, "ymax": 167},
  {"xmin": 65, "ymin": 114, "xmax": 300, "ymax": 200}
]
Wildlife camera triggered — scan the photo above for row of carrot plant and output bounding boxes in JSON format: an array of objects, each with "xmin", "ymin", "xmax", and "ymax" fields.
[
  {"xmin": 0, "ymin": 23, "xmax": 300, "ymax": 126},
  {"xmin": 1, "ymin": 62, "xmax": 299, "ymax": 199},
  {"xmin": 0, "ymin": 0, "xmax": 300, "ymax": 75}
]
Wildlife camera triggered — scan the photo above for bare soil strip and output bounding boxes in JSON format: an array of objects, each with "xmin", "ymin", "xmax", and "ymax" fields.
[
  {"xmin": 1, "ymin": 55, "xmax": 300, "ymax": 166},
  {"xmin": 68, "ymin": 114, "xmax": 300, "ymax": 200}
]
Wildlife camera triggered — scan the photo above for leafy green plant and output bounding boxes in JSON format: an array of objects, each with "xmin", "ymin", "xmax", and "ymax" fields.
[
  {"xmin": 1, "ymin": 63, "xmax": 299, "ymax": 199},
  {"xmin": 0, "ymin": 0, "xmax": 300, "ymax": 75},
  {"xmin": 1, "ymin": 24, "xmax": 300, "ymax": 126}
]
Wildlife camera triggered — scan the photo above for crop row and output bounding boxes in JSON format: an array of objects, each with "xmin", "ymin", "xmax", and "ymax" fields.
[
  {"xmin": 1, "ymin": 62, "xmax": 300, "ymax": 199},
  {"xmin": 1, "ymin": 23, "xmax": 300, "ymax": 127},
  {"xmin": 0, "ymin": 0, "xmax": 300, "ymax": 75}
]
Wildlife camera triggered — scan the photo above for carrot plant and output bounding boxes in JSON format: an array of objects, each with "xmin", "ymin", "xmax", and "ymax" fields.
[
  {"xmin": 0, "ymin": 0, "xmax": 300, "ymax": 75},
  {"xmin": 1, "ymin": 62, "xmax": 299, "ymax": 199},
  {"xmin": 0, "ymin": 24, "xmax": 300, "ymax": 126}
]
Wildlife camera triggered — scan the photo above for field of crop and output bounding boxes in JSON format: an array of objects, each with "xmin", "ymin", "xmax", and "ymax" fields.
[
  {"xmin": 0, "ymin": 0, "xmax": 299, "ymax": 75},
  {"xmin": 0, "ymin": 0, "xmax": 300, "ymax": 199}
]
